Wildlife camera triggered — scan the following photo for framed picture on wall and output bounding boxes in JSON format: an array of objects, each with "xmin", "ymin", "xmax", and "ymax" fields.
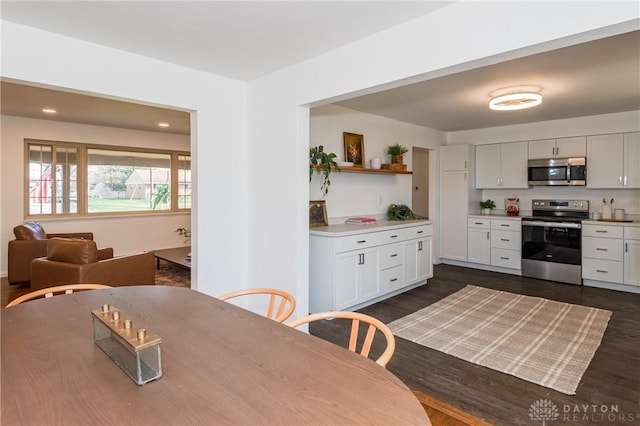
[
  {"xmin": 309, "ymin": 200, "xmax": 328, "ymax": 227},
  {"xmin": 343, "ymin": 132, "xmax": 365, "ymax": 167}
]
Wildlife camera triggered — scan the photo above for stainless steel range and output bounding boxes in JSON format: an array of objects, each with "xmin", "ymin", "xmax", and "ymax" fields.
[{"xmin": 521, "ymin": 199, "xmax": 589, "ymax": 285}]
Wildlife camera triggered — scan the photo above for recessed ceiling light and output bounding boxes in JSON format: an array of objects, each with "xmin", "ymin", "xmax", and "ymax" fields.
[
  {"xmin": 489, "ymin": 93, "xmax": 542, "ymax": 111},
  {"xmin": 42, "ymin": 108, "xmax": 57, "ymax": 114},
  {"xmin": 158, "ymin": 122, "xmax": 170, "ymax": 128}
]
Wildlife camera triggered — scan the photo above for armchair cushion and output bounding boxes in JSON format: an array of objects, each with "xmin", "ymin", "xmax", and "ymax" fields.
[
  {"xmin": 14, "ymin": 222, "xmax": 47, "ymax": 240},
  {"xmin": 47, "ymin": 238, "xmax": 99, "ymax": 264}
]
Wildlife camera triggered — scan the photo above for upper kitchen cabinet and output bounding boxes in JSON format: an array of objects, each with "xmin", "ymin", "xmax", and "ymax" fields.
[
  {"xmin": 528, "ymin": 136, "xmax": 586, "ymax": 159},
  {"xmin": 476, "ymin": 141, "xmax": 528, "ymax": 189},
  {"xmin": 587, "ymin": 132, "xmax": 640, "ymax": 188},
  {"xmin": 441, "ymin": 144, "xmax": 471, "ymax": 171}
]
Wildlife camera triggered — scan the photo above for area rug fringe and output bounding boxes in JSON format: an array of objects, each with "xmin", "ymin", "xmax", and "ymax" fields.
[{"xmin": 388, "ymin": 285, "xmax": 611, "ymax": 395}]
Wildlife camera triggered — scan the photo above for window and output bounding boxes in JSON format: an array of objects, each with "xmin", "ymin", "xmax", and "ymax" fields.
[{"xmin": 26, "ymin": 140, "xmax": 190, "ymax": 218}]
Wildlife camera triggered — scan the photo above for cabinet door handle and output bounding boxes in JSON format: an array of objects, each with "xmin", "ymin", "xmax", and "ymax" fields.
[
  {"xmin": 358, "ymin": 253, "xmax": 364, "ymax": 265},
  {"xmin": 464, "ymin": 160, "xmax": 467, "ymax": 169},
  {"xmin": 501, "ymin": 224, "xmax": 510, "ymax": 227},
  {"xmin": 596, "ymin": 269, "xmax": 608, "ymax": 273},
  {"xmin": 625, "ymin": 242, "xmax": 628, "ymax": 252},
  {"xmin": 500, "ymin": 238, "xmax": 510, "ymax": 242},
  {"xmin": 619, "ymin": 176, "xmax": 623, "ymax": 184},
  {"xmin": 475, "ymin": 222, "xmax": 483, "ymax": 225},
  {"xmin": 390, "ymin": 235, "xmax": 398, "ymax": 239},
  {"xmin": 596, "ymin": 248, "xmax": 608, "ymax": 251},
  {"xmin": 486, "ymin": 232, "xmax": 490, "ymax": 240},
  {"xmin": 624, "ymin": 176, "xmax": 628, "ymax": 186},
  {"xmin": 418, "ymin": 241, "xmax": 423, "ymax": 251},
  {"xmin": 357, "ymin": 240, "xmax": 366, "ymax": 244},
  {"xmin": 595, "ymin": 230, "xmax": 608, "ymax": 233},
  {"xmin": 390, "ymin": 253, "xmax": 398, "ymax": 258},
  {"xmin": 390, "ymin": 278, "xmax": 398, "ymax": 282},
  {"xmin": 500, "ymin": 256, "xmax": 510, "ymax": 260},
  {"xmin": 417, "ymin": 230, "xmax": 424, "ymax": 234}
]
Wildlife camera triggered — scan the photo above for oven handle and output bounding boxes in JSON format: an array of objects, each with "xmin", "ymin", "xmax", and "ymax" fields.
[{"xmin": 522, "ymin": 221, "xmax": 581, "ymax": 229}]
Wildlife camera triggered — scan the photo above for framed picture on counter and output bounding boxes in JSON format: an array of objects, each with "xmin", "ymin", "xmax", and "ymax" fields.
[{"xmin": 309, "ymin": 200, "xmax": 328, "ymax": 227}]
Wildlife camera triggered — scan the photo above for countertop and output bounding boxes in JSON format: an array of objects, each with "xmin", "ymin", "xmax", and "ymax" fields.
[{"xmin": 310, "ymin": 219, "xmax": 431, "ymax": 237}]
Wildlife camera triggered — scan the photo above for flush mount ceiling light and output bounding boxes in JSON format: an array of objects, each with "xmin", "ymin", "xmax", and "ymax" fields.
[
  {"xmin": 42, "ymin": 108, "xmax": 57, "ymax": 114},
  {"xmin": 158, "ymin": 122, "xmax": 170, "ymax": 128},
  {"xmin": 489, "ymin": 92, "xmax": 542, "ymax": 111}
]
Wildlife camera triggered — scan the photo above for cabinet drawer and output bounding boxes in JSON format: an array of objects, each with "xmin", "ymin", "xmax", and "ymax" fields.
[
  {"xmin": 334, "ymin": 232, "xmax": 387, "ymax": 253},
  {"xmin": 582, "ymin": 258, "xmax": 623, "ymax": 284},
  {"xmin": 468, "ymin": 218, "xmax": 490, "ymax": 229},
  {"xmin": 380, "ymin": 266, "xmax": 403, "ymax": 292},
  {"xmin": 582, "ymin": 237, "xmax": 624, "ymax": 261},
  {"xmin": 582, "ymin": 225, "xmax": 623, "ymax": 239},
  {"xmin": 491, "ymin": 248, "xmax": 521, "ymax": 269},
  {"xmin": 379, "ymin": 243, "xmax": 403, "ymax": 270},
  {"xmin": 491, "ymin": 230, "xmax": 521, "ymax": 250},
  {"xmin": 491, "ymin": 219, "xmax": 520, "ymax": 231},
  {"xmin": 624, "ymin": 226, "xmax": 640, "ymax": 240}
]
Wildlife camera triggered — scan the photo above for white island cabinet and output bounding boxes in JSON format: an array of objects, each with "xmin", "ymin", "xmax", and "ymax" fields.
[{"xmin": 310, "ymin": 221, "xmax": 432, "ymax": 312}]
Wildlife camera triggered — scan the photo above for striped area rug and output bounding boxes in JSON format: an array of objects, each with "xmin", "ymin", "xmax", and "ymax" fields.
[{"xmin": 388, "ymin": 285, "xmax": 611, "ymax": 395}]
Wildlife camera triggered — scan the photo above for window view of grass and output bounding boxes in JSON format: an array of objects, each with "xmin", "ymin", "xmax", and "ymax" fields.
[{"xmin": 88, "ymin": 198, "xmax": 160, "ymax": 212}]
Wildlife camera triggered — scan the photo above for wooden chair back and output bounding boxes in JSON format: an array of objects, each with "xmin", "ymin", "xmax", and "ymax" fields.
[
  {"xmin": 6, "ymin": 284, "xmax": 112, "ymax": 307},
  {"xmin": 218, "ymin": 287, "xmax": 296, "ymax": 323},
  {"xmin": 287, "ymin": 311, "xmax": 396, "ymax": 367}
]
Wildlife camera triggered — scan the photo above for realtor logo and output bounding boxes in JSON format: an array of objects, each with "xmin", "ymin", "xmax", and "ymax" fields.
[{"xmin": 529, "ymin": 399, "xmax": 560, "ymax": 425}]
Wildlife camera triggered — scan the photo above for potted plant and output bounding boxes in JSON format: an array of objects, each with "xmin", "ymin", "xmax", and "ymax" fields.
[
  {"xmin": 479, "ymin": 199, "xmax": 496, "ymax": 215},
  {"xmin": 386, "ymin": 143, "xmax": 409, "ymax": 165},
  {"xmin": 309, "ymin": 145, "xmax": 340, "ymax": 196}
]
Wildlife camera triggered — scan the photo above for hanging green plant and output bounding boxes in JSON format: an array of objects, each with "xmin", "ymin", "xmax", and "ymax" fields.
[
  {"xmin": 387, "ymin": 204, "xmax": 427, "ymax": 221},
  {"xmin": 309, "ymin": 145, "xmax": 340, "ymax": 196}
]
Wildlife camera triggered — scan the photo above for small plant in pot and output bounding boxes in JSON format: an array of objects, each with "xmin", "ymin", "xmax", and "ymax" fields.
[
  {"xmin": 479, "ymin": 199, "xmax": 496, "ymax": 215},
  {"xmin": 386, "ymin": 143, "xmax": 409, "ymax": 165},
  {"xmin": 309, "ymin": 145, "xmax": 340, "ymax": 196}
]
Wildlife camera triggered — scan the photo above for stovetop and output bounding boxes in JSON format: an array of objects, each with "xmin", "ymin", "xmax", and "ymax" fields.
[{"xmin": 524, "ymin": 199, "xmax": 590, "ymax": 222}]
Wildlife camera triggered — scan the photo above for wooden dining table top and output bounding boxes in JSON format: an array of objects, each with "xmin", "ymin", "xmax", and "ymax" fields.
[{"xmin": 1, "ymin": 286, "xmax": 430, "ymax": 425}]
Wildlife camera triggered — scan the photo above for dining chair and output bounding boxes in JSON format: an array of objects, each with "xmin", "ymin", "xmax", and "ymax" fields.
[
  {"xmin": 218, "ymin": 287, "xmax": 296, "ymax": 323},
  {"xmin": 287, "ymin": 311, "xmax": 396, "ymax": 367},
  {"xmin": 6, "ymin": 284, "xmax": 112, "ymax": 307}
]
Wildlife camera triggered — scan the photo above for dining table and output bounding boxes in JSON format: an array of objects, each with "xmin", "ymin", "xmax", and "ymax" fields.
[{"xmin": 1, "ymin": 285, "xmax": 430, "ymax": 425}]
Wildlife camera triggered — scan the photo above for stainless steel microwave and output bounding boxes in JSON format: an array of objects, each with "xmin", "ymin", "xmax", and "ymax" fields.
[{"xmin": 527, "ymin": 157, "xmax": 586, "ymax": 186}]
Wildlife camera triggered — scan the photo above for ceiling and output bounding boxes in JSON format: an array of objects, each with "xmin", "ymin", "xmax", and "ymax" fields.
[{"xmin": 1, "ymin": 2, "xmax": 638, "ymax": 134}]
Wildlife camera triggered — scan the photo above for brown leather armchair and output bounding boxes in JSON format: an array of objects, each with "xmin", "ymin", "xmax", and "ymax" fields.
[
  {"xmin": 8, "ymin": 222, "xmax": 95, "ymax": 285},
  {"xmin": 30, "ymin": 238, "xmax": 156, "ymax": 291}
]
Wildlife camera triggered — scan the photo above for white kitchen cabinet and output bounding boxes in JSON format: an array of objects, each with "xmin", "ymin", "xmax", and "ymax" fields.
[
  {"xmin": 310, "ymin": 222, "xmax": 433, "ymax": 312},
  {"xmin": 440, "ymin": 145, "xmax": 481, "ymax": 262},
  {"xmin": 528, "ymin": 136, "xmax": 586, "ymax": 159},
  {"xmin": 582, "ymin": 223, "xmax": 624, "ymax": 284},
  {"xmin": 490, "ymin": 219, "xmax": 521, "ymax": 270},
  {"xmin": 587, "ymin": 132, "xmax": 640, "ymax": 188},
  {"xmin": 467, "ymin": 218, "xmax": 490, "ymax": 265},
  {"xmin": 624, "ymin": 227, "xmax": 640, "ymax": 287},
  {"xmin": 403, "ymin": 233, "xmax": 433, "ymax": 286},
  {"xmin": 475, "ymin": 141, "xmax": 528, "ymax": 189}
]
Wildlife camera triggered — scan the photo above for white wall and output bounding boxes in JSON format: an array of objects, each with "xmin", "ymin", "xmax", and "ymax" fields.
[
  {"xmin": 0, "ymin": 115, "xmax": 192, "ymax": 276},
  {"xmin": 1, "ymin": 21, "xmax": 248, "ymax": 296},
  {"xmin": 309, "ymin": 104, "xmax": 445, "ymax": 221}
]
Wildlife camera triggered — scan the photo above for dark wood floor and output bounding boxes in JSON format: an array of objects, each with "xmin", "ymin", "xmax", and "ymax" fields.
[{"xmin": 310, "ymin": 264, "xmax": 640, "ymax": 426}]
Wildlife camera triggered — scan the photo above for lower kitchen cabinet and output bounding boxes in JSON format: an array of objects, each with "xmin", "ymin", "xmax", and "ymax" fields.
[
  {"xmin": 466, "ymin": 216, "xmax": 521, "ymax": 271},
  {"xmin": 582, "ymin": 222, "xmax": 640, "ymax": 291},
  {"xmin": 310, "ymin": 221, "xmax": 433, "ymax": 312}
]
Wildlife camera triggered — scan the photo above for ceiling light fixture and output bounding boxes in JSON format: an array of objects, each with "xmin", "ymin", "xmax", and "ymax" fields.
[
  {"xmin": 489, "ymin": 92, "xmax": 542, "ymax": 111},
  {"xmin": 42, "ymin": 108, "xmax": 57, "ymax": 114},
  {"xmin": 158, "ymin": 122, "xmax": 170, "ymax": 128}
]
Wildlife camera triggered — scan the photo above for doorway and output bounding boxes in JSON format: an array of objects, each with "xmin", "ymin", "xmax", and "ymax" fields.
[{"xmin": 411, "ymin": 147, "xmax": 430, "ymax": 218}]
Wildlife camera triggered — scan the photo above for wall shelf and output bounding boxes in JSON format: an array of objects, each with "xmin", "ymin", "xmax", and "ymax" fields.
[{"xmin": 312, "ymin": 165, "xmax": 412, "ymax": 175}]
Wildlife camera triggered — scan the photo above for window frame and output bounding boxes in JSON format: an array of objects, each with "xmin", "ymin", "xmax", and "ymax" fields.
[{"xmin": 25, "ymin": 139, "xmax": 191, "ymax": 219}]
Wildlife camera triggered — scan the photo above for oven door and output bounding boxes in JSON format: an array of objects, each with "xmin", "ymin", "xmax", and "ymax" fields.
[{"xmin": 522, "ymin": 220, "xmax": 582, "ymax": 265}]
